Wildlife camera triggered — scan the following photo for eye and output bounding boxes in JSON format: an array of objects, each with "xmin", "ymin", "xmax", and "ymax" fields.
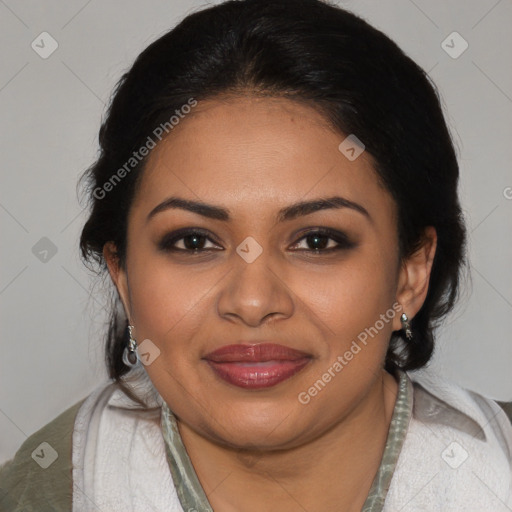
[
  {"xmin": 290, "ymin": 228, "xmax": 356, "ymax": 253},
  {"xmin": 157, "ymin": 228, "xmax": 222, "ymax": 253}
]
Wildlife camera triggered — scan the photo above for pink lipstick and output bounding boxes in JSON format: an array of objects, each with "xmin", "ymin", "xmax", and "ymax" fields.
[{"xmin": 203, "ymin": 343, "xmax": 312, "ymax": 389}]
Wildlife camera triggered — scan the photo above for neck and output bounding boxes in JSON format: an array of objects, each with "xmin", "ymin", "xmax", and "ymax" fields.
[{"xmin": 177, "ymin": 369, "xmax": 399, "ymax": 512}]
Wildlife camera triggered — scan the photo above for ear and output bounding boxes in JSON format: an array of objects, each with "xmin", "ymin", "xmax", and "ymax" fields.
[
  {"xmin": 393, "ymin": 226, "xmax": 437, "ymax": 330},
  {"xmin": 103, "ymin": 241, "xmax": 132, "ymax": 322}
]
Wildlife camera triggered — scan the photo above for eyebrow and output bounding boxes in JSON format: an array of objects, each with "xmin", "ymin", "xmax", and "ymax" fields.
[{"xmin": 146, "ymin": 195, "xmax": 371, "ymax": 224}]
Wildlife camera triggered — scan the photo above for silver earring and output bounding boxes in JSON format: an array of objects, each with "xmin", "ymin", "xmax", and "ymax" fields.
[
  {"xmin": 400, "ymin": 313, "xmax": 413, "ymax": 341},
  {"xmin": 122, "ymin": 325, "xmax": 139, "ymax": 367}
]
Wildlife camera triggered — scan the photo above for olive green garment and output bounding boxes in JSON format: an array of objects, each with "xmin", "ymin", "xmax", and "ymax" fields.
[{"xmin": 0, "ymin": 399, "xmax": 85, "ymax": 512}]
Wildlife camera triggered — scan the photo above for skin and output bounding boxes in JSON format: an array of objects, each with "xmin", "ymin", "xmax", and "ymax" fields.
[{"xmin": 104, "ymin": 95, "xmax": 437, "ymax": 512}]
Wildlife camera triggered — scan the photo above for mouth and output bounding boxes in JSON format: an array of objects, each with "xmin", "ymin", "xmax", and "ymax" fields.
[{"xmin": 203, "ymin": 343, "xmax": 312, "ymax": 389}]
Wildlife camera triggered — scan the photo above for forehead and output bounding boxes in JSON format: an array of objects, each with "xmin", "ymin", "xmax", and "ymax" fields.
[{"xmin": 132, "ymin": 96, "xmax": 392, "ymax": 222}]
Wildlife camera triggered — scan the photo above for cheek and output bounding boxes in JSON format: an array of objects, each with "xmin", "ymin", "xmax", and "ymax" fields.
[
  {"xmin": 299, "ymin": 248, "xmax": 398, "ymax": 357},
  {"xmin": 125, "ymin": 259, "xmax": 213, "ymax": 396},
  {"xmin": 125, "ymin": 254, "xmax": 199, "ymax": 344},
  {"xmin": 292, "ymin": 253, "xmax": 398, "ymax": 414}
]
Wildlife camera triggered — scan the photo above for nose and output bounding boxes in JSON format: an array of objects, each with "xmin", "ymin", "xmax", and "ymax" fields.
[{"xmin": 216, "ymin": 247, "xmax": 295, "ymax": 327}]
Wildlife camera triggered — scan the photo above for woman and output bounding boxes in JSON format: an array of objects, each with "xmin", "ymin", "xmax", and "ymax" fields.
[{"xmin": 1, "ymin": 0, "xmax": 511, "ymax": 510}]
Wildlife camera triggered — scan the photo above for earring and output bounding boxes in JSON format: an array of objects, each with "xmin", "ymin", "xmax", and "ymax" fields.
[
  {"xmin": 122, "ymin": 325, "xmax": 139, "ymax": 367},
  {"xmin": 400, "ymin": 313, "xmax": 413, "ymax": 341}
]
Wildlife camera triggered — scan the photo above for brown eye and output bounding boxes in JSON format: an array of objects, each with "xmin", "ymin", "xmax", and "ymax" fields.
[
  {"xmin": 291, "ymin": 228, "xmax": 356, "ymax": 253},
  {"xmin": 158, "ymin": 228, "xmax": 222, "ymax": 253}
]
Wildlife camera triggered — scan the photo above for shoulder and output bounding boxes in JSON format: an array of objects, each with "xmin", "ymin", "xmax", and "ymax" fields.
[
  {"xmin": 409, "ymin": 369, "xmax": 512, "ymax": 460},
  {"xmin": 385, "ymin": 369, "xmax": 512, "ymax": 511},
  {"xmin": 0, "ymin": 382, "xmax": 113, "ymax": 512}
]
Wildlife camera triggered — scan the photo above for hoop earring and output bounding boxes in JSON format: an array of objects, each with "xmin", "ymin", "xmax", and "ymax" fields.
[
  {"xmin": 122, "ymin": 325, "xmax": 139, "ymax": 367},
  {"xmin": 400, "ymin": 313, "xmax": 413, "ymax": 341}
]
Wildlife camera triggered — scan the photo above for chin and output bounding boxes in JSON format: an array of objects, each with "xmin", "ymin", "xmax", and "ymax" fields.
[{"xmin": 204, "ymin": 401, "xmax": 311, "ymax": 449}]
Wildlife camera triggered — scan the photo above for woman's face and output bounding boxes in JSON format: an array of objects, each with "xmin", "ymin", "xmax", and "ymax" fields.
[{"xmin": 108, "ymin": 96, "xmax": 424, "ymax": 449}]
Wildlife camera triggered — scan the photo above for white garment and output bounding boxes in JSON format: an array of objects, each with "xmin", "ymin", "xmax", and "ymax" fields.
[
  {"xmin": 72, "ymin": 368, "xmax": 182, "ymax": 512},
  {"xmin": 71, "ymin": 366, "xmax": 512, "ymax": 511},
  {"xmin": 384, "ymin": 370, "xmax": 512, "ymax": 511}
]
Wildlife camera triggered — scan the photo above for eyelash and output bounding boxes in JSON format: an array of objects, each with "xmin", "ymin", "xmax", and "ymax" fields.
[{"xmin": 157, "ymin": 227, "xmax": 356, "ymax": 254}]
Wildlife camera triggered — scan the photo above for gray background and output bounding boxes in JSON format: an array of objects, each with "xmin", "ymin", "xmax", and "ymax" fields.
[{"xmin": 1, "ymin": 0, "xmax": 511, "ymax": 464}]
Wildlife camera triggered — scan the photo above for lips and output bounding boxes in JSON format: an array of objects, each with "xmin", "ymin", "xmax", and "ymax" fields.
[{"xmin": 203, "ymin": 343, "xmax": 312, "ymax": 389}]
